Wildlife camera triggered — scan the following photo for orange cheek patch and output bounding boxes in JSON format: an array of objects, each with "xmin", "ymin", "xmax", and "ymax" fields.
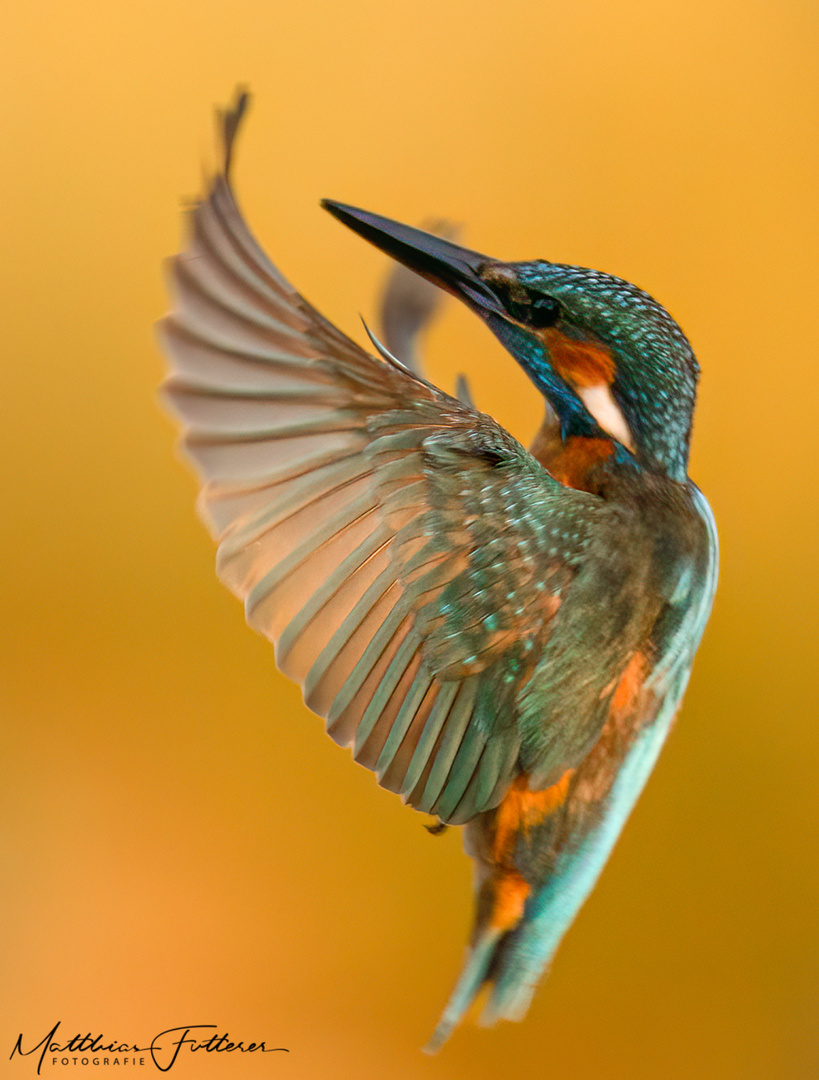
[{"xmin": 543, "ymin": 329, "xmax": 616, "ymax": 388}]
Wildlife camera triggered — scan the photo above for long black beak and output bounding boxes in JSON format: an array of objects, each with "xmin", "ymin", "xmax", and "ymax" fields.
[{"xmin": 322, "ymin": 200, "xmax": 501, "ymax": 315}]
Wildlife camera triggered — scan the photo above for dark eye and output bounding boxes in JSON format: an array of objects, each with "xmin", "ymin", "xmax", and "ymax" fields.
[
  {"xmin": 506, "ymin": 289, "xmax": 561, "ymax": 329},
  {"xmin": 527, "ymin": 294, "xmax": 561, "ymax": 328}
]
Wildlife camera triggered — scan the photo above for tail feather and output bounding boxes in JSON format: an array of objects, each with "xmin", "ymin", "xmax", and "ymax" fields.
[{"xmin": 424, "ymin": 929, "xmax": 502, "ymax": 1054}]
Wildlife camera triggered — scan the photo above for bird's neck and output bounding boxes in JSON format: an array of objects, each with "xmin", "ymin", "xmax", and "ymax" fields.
[{"xmin": 529, "ymin": 412, "xmax": 618, "ymax": 494}]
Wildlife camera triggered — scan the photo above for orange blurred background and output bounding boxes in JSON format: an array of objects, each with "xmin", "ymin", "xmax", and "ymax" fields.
[{"xmin": 2, "ymin": 2, "xmax": 818, "ymax": 1078}]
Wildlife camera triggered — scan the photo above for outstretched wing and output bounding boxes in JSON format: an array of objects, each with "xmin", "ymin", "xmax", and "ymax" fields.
[{"xmin": 159, "ymin": 94, "xmax": 605, "ymax": 824}]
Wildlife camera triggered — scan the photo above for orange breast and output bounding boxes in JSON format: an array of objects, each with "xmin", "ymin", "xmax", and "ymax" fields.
[{"xmin": 547, "ymin": 436, "xmax": 615, "ymax": 491}]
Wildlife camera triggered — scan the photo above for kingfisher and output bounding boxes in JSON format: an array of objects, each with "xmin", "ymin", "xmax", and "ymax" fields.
[{"xmin": 159, "ymin": 92, "xmax": 717, "ymax": 1051}]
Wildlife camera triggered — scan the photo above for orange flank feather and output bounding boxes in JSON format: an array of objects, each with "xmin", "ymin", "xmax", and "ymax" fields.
[
  {"xmin": 492, "ymin": 772, "xmax": 575, "ymax": 865},
  {"xmin": 542, "ymin": 328, "xmax": 616, "ymax": 387},
  {"xmin": 610, "ymin": 650, "xmax": 650, "ymax": 716},
  {"xmin": 486, "ymin": 770, "xmax": 574, "ymax": 932},
  {"xmin": 488, "ymin": 872, "xmax": 530, "ymax": 933}
]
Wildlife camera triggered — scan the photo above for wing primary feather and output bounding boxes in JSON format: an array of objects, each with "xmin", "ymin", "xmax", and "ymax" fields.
[
  {"xmin": 159, "ymin": 320, "xmax": 327, "ymax": 394},
  {"xmin": 418, "ymin": 679, "xmax": 477, "ymax": 813},
  {"xmin": 164, "ymin": 386, "xmax": 357, "ymax": 437},
  {"xmin": 200, "ymin": 447, "xmax": 364, "ymax": 537},
  {"xmin": 169, "ymin": 275, "xmax": 299, "ymax": 358},
  {"xmin": 190, "ymin": 205, "xmax": 309, "ymax": 329},
  {"xmin": 218, "ymin": 88, "xmax": 250, "ymax": 181},
  {"xmin": 276, "ymin": 528, "xmax": 392, "ymax": 665},
  {"xmin": 216, "ymin": 462, "xmax": 374, "ymax": 559},
  {"xmin": 208, "ymin": 179, "xmax": 396, "ymax": 394},
  {"xmin": 183, "ymin": 426, "xmax": 356, "ymax": 484},
  {"xmin": 209, "ymin": 178, "xmax": 295, "ymax": 300},
  {"xmin": 242, "ymin": 501, "xmax": 380, "ymax": 622},
  {"xmin": 432, "ymin": 724, "xmax": 488, "ymax": 822},
  {"xmin": 398, "ymin": 680, "xmax": 460, "ymax": 797},
  {"xmin": 353, "ymin": 631, "xmax": 421, "ymax": 755},
  {"xmin": 170, "ymin": 255, "xmax": 310, "ymax": 352},
  {"xmin": 185, "ymin": 409, "xmax": 362, "ymax": 446},
  {"xmin": 448, "ymin": 736, "xmax": 512, "ymax": 824},
  {"xmin": 305, "ymin": 575, "xmax": 402, "ymax": 705},
  {"xmin": 373, "ymin": 663, "xmax": 434, "ymax": 778}
]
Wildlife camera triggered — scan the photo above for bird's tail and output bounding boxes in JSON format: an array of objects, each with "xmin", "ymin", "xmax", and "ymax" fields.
[
  {"xmin": 425, "ymin": 774, "xmax": 572, "ymax": 1053},
  {"xmin": 424, "ymin": 926, "xmax": 504, "ymax": 1053},
  {"xmin": 426, "ymin": 709, "xmax": 677, "ymax": 1051},
  {"xmin": 424, "ymin": 871, "xmax": 563, "ymax": 1054}
]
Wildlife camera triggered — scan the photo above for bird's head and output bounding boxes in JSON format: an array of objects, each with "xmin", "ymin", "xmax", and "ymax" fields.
[{"xmin": 323, "ymin": 201, "xmax": 700, "ymax": 483}]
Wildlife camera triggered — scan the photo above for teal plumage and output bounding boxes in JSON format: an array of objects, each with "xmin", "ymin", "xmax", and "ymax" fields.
[{"xmin": 159, "ymin": 92, "xmax": 717, "ymax": 1050}]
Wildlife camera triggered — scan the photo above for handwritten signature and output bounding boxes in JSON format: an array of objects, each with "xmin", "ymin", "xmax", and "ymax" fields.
[{"xmin": 10, "ymin": 1022, "xmax": 289, "ymax": 1073}]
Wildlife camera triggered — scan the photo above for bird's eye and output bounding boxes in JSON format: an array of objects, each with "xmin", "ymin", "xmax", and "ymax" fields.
[
  {"xmin": 505, "ymin": 289, "xmax": 561, "ymax": 329},
  {"xmin": 527, "ymin": 294, "xmax": 561, "ymax": 328}
]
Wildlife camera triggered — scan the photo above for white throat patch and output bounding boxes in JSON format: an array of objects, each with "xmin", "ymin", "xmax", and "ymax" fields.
[{"xmin": 577, "ymin": 384, "xmax": 635, "ymax": 451}]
